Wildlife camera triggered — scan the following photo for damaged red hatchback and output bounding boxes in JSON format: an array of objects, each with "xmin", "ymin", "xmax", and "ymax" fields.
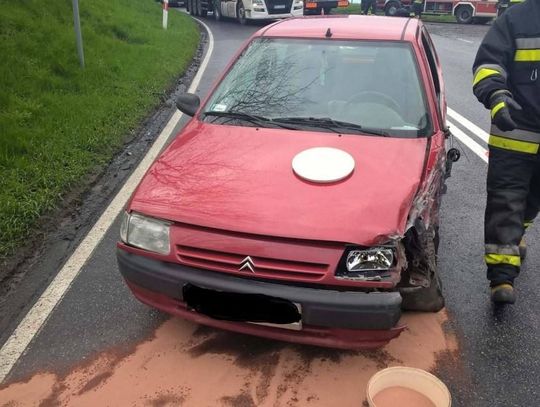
[{"xmin": 117, "ymin": 15, "xmax": 455, "ymax": 349}]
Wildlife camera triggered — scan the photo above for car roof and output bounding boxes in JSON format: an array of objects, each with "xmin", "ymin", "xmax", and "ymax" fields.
[{"xmin": 260, "ymin": 15, "xmax": 419, "ymax": 42}]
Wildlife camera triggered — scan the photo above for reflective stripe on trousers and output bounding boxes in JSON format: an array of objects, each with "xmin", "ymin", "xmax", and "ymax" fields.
[{"xmin": 485, "ymin": 244, "xmax": 521, "ymax": 267}]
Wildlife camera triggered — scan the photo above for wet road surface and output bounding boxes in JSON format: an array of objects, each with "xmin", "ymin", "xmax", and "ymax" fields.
[{"xmin": 0, "ymin": 16, "xmax": 539, "ymax": 407}]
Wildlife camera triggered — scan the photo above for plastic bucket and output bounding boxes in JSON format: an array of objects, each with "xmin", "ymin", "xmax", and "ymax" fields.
[{"xmin": 366, "ymin": 367, "xmax": 451, "ymax": 407}]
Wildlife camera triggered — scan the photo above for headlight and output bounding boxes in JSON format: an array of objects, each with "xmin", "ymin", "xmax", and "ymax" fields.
[
  {"xmin": 346, "ymin": 248, "xmax": 394, "ymax": 272},
  {"xmin": 120, "ymin": 212, "xmax": 171, "ymax": 255},
  {"xmin": 253, "ymin": 0, "xmax": 264, "ymax": 6}
]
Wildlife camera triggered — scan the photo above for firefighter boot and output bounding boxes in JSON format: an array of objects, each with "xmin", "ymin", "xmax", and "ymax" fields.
[{"xmin": 491, "ymin": 283, "xmax": 516, "ymax": 304}]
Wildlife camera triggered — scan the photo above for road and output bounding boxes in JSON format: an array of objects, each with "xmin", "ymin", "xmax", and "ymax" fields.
[{"xmin": 0, "ymin": 15, "xmax": 539, "ymax": 407}]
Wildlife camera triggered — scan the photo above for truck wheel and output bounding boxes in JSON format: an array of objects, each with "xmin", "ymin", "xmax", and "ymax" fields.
[
  {"xmin": 237, "ymin": 0, "xmax": 247, "ymax": 24},
  {"xmin": 385, "ymin": 1, "xmax": 400, "ymax": 16},
  {"xmin": 455, "ymin": 5, "xmax": 473, "ymax": 24},
  {"xmin": 200, "ymin": 1, "xmax": 208, "ymax": 17},
  {"xmin": 213, "ymin": 0, "xmax": 222, "ymax": 20}
]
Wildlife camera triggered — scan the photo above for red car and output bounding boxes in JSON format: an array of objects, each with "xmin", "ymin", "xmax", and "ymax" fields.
[{"xmin": 117, "ymin": 15, "xmax": 453, "ymax": 349}]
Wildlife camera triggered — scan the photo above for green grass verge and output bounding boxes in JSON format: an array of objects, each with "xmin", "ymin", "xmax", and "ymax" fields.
[
  {"xmin": 0, "ymin": 0, "xmax": 199, "ymax": 260},
  {"xmin": 332, "ymin": 3, "xmax": 457, "ymax": 22}
]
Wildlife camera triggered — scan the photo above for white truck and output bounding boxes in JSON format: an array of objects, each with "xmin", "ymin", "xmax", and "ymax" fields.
[{"xmin": 185, "ymin": 0, "xmax": 304, "ymax": 24}]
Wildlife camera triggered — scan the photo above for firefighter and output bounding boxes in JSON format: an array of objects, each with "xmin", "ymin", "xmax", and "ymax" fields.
[
  {"xmin": 412, "ymin": 0, "xmax": 424, "ymax": 17},
  {"xmin": 361, "ymin": 0, "xmax": 377, "ymax": 15},
  {"xmin": 472, "ymin": 0, "xmax": 540, "ymax": 304},
  {"xmin": 498, "ymin": 0, "xmax": 524, "ymax": 16}
]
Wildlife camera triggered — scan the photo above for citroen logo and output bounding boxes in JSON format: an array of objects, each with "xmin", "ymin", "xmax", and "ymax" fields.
[{"xmin": 239, "ymin": 256, "xmax": 255, "ymax": 273}]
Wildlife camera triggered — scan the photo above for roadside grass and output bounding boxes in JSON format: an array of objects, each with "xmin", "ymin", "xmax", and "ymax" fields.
[
  {"xmin": 0, "ymin": 0, "xmax": 199, "ymax": 260},
  {"xmin": 333, "ymin": 3, "xmax": 457, "ymax": 22}
]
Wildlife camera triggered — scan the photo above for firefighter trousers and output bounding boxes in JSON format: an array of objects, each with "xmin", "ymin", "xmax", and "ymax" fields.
[
  {"xmin": 485, "ymin": 146, "xmax": 540, "ymax": 286},
  {"xmin": 362, "ymin": 0, "xmax": 376, "ymax": 15}
]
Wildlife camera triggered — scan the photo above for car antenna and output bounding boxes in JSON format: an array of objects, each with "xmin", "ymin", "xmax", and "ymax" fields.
[{"xmin": 325, "ymin": 28, "xmax": 332, "ymax": 38}]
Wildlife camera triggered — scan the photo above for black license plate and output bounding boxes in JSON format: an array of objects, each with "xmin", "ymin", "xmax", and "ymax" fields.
[{"xmin": 183, "ymin": 284, "xmax": 301, "ymax": 325}]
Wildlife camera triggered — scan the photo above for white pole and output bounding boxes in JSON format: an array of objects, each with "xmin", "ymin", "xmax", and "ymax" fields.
[
  {"xmin": 163, "ymin": 0, "xmax": 169, "ymax": 29},
  {"xmin": 72, "ymin": 0, "xmax": 85, "ymax": 68}
]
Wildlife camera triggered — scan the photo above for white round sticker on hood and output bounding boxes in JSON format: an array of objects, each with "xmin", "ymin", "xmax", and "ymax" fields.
[{"xmin": 292, "ymin": 147, "xmax": 355, "ymax": 183}]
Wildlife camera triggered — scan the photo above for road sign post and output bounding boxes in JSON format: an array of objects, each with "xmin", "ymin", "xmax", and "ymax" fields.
[
  {"xmin": 72, "ymin": 0, "xmax": 85, "ymax": 68},
  {"xmin": 163, "ymin": 0, "xmax": 169, "ymax": 29}
]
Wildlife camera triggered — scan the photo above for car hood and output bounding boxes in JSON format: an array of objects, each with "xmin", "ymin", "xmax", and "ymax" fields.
[{"xmin": 130, "ymin": 122, "xmax": 428, "ymax": 245}]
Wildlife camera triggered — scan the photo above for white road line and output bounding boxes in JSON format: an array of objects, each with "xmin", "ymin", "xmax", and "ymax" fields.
[
  {"xmin": 457, "ymin": 38, "xmax": 474, "ymax": 44},
  {"xmin": 448, "ymin": 119, "xmax": 489, "ymax": 163},
  {"xmin": 0, "ymin": 18, "xmax": 215, "ymax": 384},
  {"xmin": 0, "ymin": 14, "xmax": 490, "ymax": 382},
  {"xmin": 448, "ymin": 107, "xmax": 489, "ymax": 144}
]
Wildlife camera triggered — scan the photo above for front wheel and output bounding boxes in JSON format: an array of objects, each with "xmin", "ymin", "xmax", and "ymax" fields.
[
  {"xmin": 455, "ymin": 5, "xmax": 473, "ymax": 24},
  {"xmin": 188, "ymin": 0, "xmax": 195, "ymax": 15},
  {"xmin": 400, "ymin": 226, "xmax": 444, "ymax": 312},
  {"xmin": 200, "ymin": 5, "xmax": 208, "ymax": 17},
  {"xmin": 401, "ymin": 273, "xmax": 444, "ymax": 312},
  {"xmin": 237, "ymin": 0, "xmax": 247, "ymax": 24},
  {"xmin": 385, "ymin": 1, "xmax": 400, "ymax": 16},
  {"xmin": 213, "ymin": 0, "xmax": 222, "ymax": 20}
]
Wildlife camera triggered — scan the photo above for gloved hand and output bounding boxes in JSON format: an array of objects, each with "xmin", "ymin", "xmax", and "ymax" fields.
[{"xmin": 489, "ymin": 92, "xmax": 522, "ymax": 132}]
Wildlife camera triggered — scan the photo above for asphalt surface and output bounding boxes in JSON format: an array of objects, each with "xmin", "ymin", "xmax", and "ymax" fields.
[
  {"xmin": 1, "ymin": 15, "xmax": 539, "ymax": 407},
  {"xmin": 428, "ymin": 22, "xmax": 540, "ymax": 406}
]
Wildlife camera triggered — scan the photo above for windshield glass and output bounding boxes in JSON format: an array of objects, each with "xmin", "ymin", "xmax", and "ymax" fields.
[{"xmin": 203, "ymin": 38, "xmax": 432, "ymax": 138}]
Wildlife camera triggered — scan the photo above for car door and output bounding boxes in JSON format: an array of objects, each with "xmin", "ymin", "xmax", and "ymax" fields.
[{"xmin": 419, "ymin": 27, "xmax": 447, "ymax": 129}]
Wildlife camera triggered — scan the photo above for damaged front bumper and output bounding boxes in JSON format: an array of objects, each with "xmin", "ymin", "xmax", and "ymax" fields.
[{"xmin": 117, "ymin": 248, "xmax": 405, "ymax": 349}]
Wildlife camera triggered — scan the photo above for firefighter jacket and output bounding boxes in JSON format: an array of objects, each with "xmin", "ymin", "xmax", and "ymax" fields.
[{"xmin": 473, "ymin": 0, "xmax": 540, "ymax": 153}]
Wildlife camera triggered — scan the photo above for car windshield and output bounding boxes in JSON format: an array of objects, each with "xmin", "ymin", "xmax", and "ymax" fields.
[{"xmin": 203, "ymin": 38, "xmax": 432, "ymax": 138}]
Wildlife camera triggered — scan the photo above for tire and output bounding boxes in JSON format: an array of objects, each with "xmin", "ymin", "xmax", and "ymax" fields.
[
  {"xmin": 400, "ymin": 227, "xmax": 445, "ymax": 312},
  {"xmin": 401, "ymin": 272, "xmax": 445, "ymax": 312},
  {"xmin": 237, "ymin": 0, "xmax": 247, "ymax": 25},
  {"xmin": 188, "ymin": 0, "xmax": 195, "ymax": 15},
  {"xmin": 455, "ymin": 5, "xmax": 473, "ymax": 24},
  {"xmin": 385, "ymin": 1, "xmax": 400, "ymax": 16},
  {"xmin": 323, "ymin": 7, "xmax": 332, "ymax": 14},
  {"xmin": 200, "ymin": 4, "xmax": 208, "ymax": 17},
  {"xmin": 213, "ymin": 0, "xmax": 222, "ymax": 20}
]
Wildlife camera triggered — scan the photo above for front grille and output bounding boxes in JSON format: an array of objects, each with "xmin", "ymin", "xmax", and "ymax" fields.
[
  {"xmin": 265, "ymin": 0, "xmax": 293, "ymax": 14},
  {"xmin": 177, "ymin": 245, "xmax": 328, "ymax": 281}
]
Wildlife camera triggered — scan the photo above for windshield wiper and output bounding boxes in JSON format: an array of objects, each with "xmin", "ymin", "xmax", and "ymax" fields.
[
  {"xmin": 202, "ymin": 111, "xmax": 300, "ymax": 130},
  {"xmin": 272, "ymin": 117, "xmax": 390, "ymax": 137}
]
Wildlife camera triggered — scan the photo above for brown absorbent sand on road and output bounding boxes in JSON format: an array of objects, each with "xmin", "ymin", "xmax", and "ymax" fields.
[{"xmin": 0, "ymin": 311, "xmax": 458, "ymax": 407}]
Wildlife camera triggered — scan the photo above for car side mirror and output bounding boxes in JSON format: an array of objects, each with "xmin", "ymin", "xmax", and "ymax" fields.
[{"xmin": 175, "ymin": 93, "xmax": 200, "ymax": 117}]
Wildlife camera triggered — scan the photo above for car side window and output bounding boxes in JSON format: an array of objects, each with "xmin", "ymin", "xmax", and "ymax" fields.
[{"xmin": 421, "ymin": 30, "xmax": 441, "ymax": 100}]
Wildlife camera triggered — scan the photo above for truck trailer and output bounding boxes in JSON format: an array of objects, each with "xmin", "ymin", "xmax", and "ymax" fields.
[
  {"xmin": 186, "ymin": 0, "xmax": 304, "ymax": 23},
  {"xmin": 379, "ymin": 0, "xmax": 497, "ymax": 23}
]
